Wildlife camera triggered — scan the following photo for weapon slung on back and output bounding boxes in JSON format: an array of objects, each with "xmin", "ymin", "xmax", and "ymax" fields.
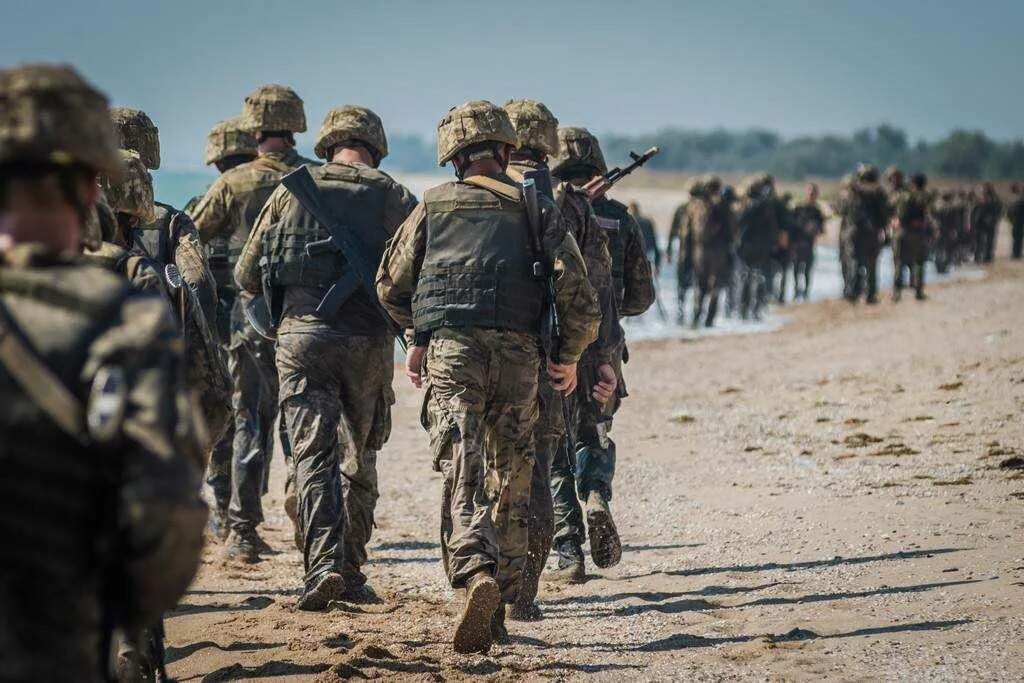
[{"xmin": 583, "ymin": 146, "xmax": 660, "ymax": 201}]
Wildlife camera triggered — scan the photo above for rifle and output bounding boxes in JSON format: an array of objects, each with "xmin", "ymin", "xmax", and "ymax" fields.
[
  {"xmin": 582, "ymin": 146, "xmax": 660, "ymax": 201},
  {"xmin": 280, "ymin": 166, "xmax": 406, "ymax": 350},
  {"xmin": 522, "ymin": 177, "xmax": 578, "ymax": 466}
]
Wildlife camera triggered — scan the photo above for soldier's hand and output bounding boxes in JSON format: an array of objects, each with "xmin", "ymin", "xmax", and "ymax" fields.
[
  {"xmin": 547, "ymin": 360, "xmax": 578, "ymax": 395},
  {"xmin": 592, "ymin": 363, "xmax": 617, "ymax": 404},
  {"xmin": 406, "ymin": 345, "xmax": 427, "ymax": 389}
]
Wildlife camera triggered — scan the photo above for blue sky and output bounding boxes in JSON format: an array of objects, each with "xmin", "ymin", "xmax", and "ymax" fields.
[{"xmin": 3, "ymin": 0, "xmax": 1021, "ymax": 168}]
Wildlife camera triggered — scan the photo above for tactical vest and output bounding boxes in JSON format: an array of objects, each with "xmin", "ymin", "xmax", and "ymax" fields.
[
  {"xmin": 0, "ymin": 264, "xmax": 129, "ymax": 678},
  {"xmin": 413, "ymin": 180, "xmax": 544, "ymax": 333},
  {"xmin": 259, "ymin": 164, "xmax": 389, "ymax": 315},
  {"xmin": 593, "ymin": 197, "xmax": 627, "ymax": 304}
]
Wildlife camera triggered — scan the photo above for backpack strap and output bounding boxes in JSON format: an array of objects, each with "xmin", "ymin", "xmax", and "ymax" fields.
[{"xmin": 462, "ymin": 175, "xmax": 522, "ymax": 203}]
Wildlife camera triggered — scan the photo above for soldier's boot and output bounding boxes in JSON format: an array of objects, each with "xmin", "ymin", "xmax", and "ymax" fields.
[
  {"xmin": 586, "ymin": 490, "xmax": 622, "ymax": 569},
  {"xmin": 340, "ymin": 568, "xmax": 381, "ymax": 604},
  {"xmin": 545, "ymin": 539, "xmax": 585, "ymax": 584},
  {"xmin": 223, "ymin": 526, "xmax": 263, "ymax": 564},
  {"xmin": 490, "ymin": 603, "xmax": 510, "ymax": 645},
  {"xmin": 453, "ymin": 571, "xmax": 500, "ymax": 654},
  {"xmin": 208, "ymin": 506, "xmax": 230, "ymax": 542},
  {"xmin": 296, "ymin": 570, "xmax": 346, "ymax": 612}
]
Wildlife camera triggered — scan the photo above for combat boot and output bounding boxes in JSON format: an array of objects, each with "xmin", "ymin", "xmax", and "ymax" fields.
[
  {"xmin": 586, "ymin": 489, "xmax": 622, "ymax": 569},
  {"xmin": 223, "ymin": 526, "xmax": 262, "ymax": 564},
  {"xmin": 490, "ymin": 603, "xmax": 510, "ymax": 644},
  {"xmin": 453, "ymin": 570, "xmax": 500, "ymax": 654},
  {"xmin": 296, "ymin": 570, "xmax": 346, "ymax": 612},
  {"xmin": 546, "ymin": 539, "xmax": 585, "ymax": 584}
]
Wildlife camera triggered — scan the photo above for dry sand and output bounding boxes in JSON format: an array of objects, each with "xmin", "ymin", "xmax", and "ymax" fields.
[{"xmin": 167, "ymin": 250, "xmax": 1024, "ymax": 681}]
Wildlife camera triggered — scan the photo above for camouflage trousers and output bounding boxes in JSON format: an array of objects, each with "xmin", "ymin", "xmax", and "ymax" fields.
[
  {"xmin": 206, "ymin": 290, "xmax": 236, "ymax": 513},
  {"xmin": 277, "ymin": 330, "xmax": 394, "ymax": 585},
  {"xmin": 550, "ymin": 354, "xmax": 622, "ymax": 548},
  {"xmin": 893, "ymin": 231, "xmax": 929, "ymax": 295},
  {"xmin": 424, "ymin": 328, "xmax": 539, "ymax": 603}
]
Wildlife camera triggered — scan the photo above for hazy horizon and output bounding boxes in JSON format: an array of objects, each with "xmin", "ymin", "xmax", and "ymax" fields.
[{"xmin": 3, "ymin": 0, "xmax": 1023, "ymax": 170}]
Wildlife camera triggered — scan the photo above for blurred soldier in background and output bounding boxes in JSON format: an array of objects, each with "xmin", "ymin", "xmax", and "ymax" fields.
[
  {"xmin": 191, "ymin": 84, "xmax": 315, "ymax": 562},
  {"xmin": 841, "ymin": 164, "xmax": 889, "ymax": 304},
  {"xmin": 737, "ymin": 175, "xmax": 778, "ymax": 319},
  {"xmin": 770, "ymin": 186, "xmax": 795, "ymax": 304},
  {"xmin": 931, "ymin": 189, "xmax": 961, "ymax": 274},
  {"xmin": 1007, "ymin": 182, "xmax": 1024, "ymax": 259},
  {"xmin": 668, "ymin": 181, "xmax": 698, "ymax": 322},
  {"xmin": 971, "ymin": 182, "xmax": 1002, "ymax": 263},
  {"xmin": 0, "ymin": 62, "xmax": 205, "ymax": 681},
  {"xmin": 680, "ymin": 175, "xmax": 736, "ymax": 327},
  {"xmin": 890, "ymin": 172, "xmax": 934, "ymax": 301},
  {"xmin": 791, "ymin": 183, "xmax": 825, "ymax": 299},
  {"xmin": 628, "ymin": 201, "xmax": 661, "ymax": 274}
]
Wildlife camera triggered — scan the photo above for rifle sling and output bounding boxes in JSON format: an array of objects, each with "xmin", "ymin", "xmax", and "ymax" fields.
[
  {"xmin": 462, "ymin": 175, "xmax": 522, "ymax": 203},
  {"xmin": 0, "ymin": 298, "xmax": 87, "ymax": 443}
]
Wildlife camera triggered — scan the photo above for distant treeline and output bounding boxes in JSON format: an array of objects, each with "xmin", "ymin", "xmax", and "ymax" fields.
[{"xmin": 383, "ymin": 125, "xmax": 1024, "ymax": 180}]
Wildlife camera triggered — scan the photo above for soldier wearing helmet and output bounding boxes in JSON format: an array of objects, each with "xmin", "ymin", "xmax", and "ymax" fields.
[
  {"xmin": 790, "ymin": 183, "xmax": 826, "ymax": 300},
  {"xmin": 666, "ymin": 180, "xmax": 701, "ymax": 317},
  {"xmin": 182, "ymin": 117, "xmax": 257, "ymax": 217},
  {"xmin": 839, "ymin": 163, "xmax": 891, "ymax": 303},
  {"xmin": 736, "ymin": 173, "xmax": 779, "ymax": 319},
  {"xmin": 501, "ymin": 100, "xmax": 618, "ymax": 622},
  {"xmin": 235, "ymin": 104, "xmax": 416, "ymax": 610},
  {"xmin": 547, "ymin": 126, "xmax": 654, "ymax": 588},
  {"xmin": 932, "ymin": 187, "xmax": 963, "ymax": 273},
  {"xmin": 377, "ymin": 100, "xmax": 599, "ymax": 654},
  {"xmin": 679, "ymin": 173, "xmax": 737, "ymax": 327},
  {"xmin": 890, "ymin": 171, "xmax": 933, "ymax": 301},
  {"xmin": 971, "ymin": 181, "xmax": 1003, "ymax": 263},
  {"xmin": 191, "ymin": 84, "xmax": 315, "ymax": 563},
  {"xmin": 0, "ymin": 63, "xmax": 205, "ymax": 680},
  {"xmin": 1007, "ymin": 181, "xmax": 1024, "ymax": 259}
]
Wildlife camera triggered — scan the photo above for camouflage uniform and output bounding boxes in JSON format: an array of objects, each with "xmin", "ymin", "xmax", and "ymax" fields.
[
  {"xmin": 377, "ymin": 102, "xmax": 599, "ymax": 653},
  {"xmin": 190, "ymin": 85, "xmax": 314, "ymax": 557},
  {"xmin": 666, "ymin": 198, "xmax": 691, "ymax": 317},
  {"xmin": 681, "ymin": 176, "xmax": 736, "ymax": 327},
  {"xmin": 791, "ymin": 198, "xmax": 825, "ymax": 299},
  {"xmin": 971, "ymin": 184, "xmax": 1003, "ymax": 263},
  {"xmin": 236, "ymin": 105, "xmax": 417, "ymax": 607},
  {"xmin": 1007, "ymin": 184, "xmax": 1024, "ymax": 259},
  {"xmin": 548, "ymin": 127, "xmax": 655, "ymax": 578},
  {"xmin": 931, "ymin": 191, "xmax": 961, "ymax": 273},
  {"xmin": 840, "ymin": 165, "xmax": 890, "ymax": 303},
  {"xmin": 890, "ymin": 173, "xmax": 933, "ymax": 301},
  {"xmin": 0, "ymin": 63, "xmax": 206, "ymax": 682},
  {"xmin": 737, "ymin": 177, "xmax": 779, "ymax": 318},
  {"xmin": 770, "ymin": 189, "xmax": 796, "ymax": 304},
  {"xmin": 503, "ymin": 101, "xmax": 617, "ymax": 618}
]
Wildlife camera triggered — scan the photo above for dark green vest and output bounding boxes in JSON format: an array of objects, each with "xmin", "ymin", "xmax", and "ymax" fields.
[
  {"xmin": 593, "ymin": 197, "xmax": 628, "ymax": 305},
  {"xmin": 413, "ymin": 180, "xmax": 544, "ymax": 333}
]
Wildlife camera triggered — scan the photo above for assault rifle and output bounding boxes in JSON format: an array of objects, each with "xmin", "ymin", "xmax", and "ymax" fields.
[
  {"xmin": 280, "ymin": 166, "xmax": 406, "ymax": 350},
  {"xmin": 522, "ymin": 176, "xmax": 578, "ymax": 467},
  {"xmin": 582, "ymin": 146, "xmax": 660, "ymax": 201}
]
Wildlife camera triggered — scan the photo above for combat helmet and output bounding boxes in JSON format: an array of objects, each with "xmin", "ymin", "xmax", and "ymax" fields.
[
  {"xmin": 314, "ymin": 105, "xmax": 388, "ymax": 163},
  {"xmin": 503, "ymin": 99, "xmax": 559, "ymax": 157},
  {"xmin": 241, "ymin": 84, "xmax": 307, "ymax": 133},
  {"xmin": 550, "ymin": 127, "xmax": 608, "ymax": 179},
  {"xmin": 884, "ymin": 165, "xmax": 904, "ymax": 184},
  {"xmin": 687, "ymin": 177, "xmax": 706, "ymax": 198},
  {"xmin": 856, "ymin": 163, "xmax": 880, "ymax": 183},
  {"xmin": 703, "ymin": 174, "xmax": 723, "ymax": 196},
  {"xmin": 436, "ymin": 100, "xmax": 518, "ymax": 166},
  {"xmin": 101, "ymin": 149, "xmax": 155, "ymax": 223},
  {"xmin": 204, "ymin": 116, "xmax": 257, "ymax": 166},
  {"xmin": 740, "ymin": 175, "xmax": 763, "ymax": 198},
  {"xmin": 111, "ymin": 107, "xmax": 160, "ymax": 170},
  {"xmin": 0, "ymin": 63, "xmax": 124, "ymax": 180}
]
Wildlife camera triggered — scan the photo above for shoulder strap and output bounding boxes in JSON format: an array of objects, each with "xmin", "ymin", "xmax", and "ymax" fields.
[
  {"xmin": 0, "ymin": 297, "xmax": 87, "ymax": 443},
  {"xmin": 254, "ymin": 155, "xmax": 295, "ymax": 174},
  {"xmin": 462, "ymin": 175, "xmax": 522, "ymax": 203}
]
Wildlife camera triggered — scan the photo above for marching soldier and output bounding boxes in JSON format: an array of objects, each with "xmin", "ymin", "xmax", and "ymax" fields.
[
  {"xmin": 791, "ymin": 183, "xmax": 825, "ymax": 299},
  {"xmin": 377, "ymin": 100, "xmax": 599, "ymax": 653}
]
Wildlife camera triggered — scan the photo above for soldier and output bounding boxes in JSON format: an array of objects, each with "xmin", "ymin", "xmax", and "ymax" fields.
[
  {"xmin": 833, "ymin": 173, "xmax": 856, "ymax": 298},
  {"xmin": 628, "ymin": 201, "xmax": 661, "ymax": 274},
  {"xmin": 1007, "ymin": 182, "xmax": 1024, "ymax": 259},
  {"xmin": 931, "ymin": 189, "xmax": 961, "ymax": 274},
  {"xmin": 236, "ymin": 105, "xmax": 416, "ymax": 609},
  {"xmin": 840, "ymin": 164, "xmax": 889, "ymax": 304},
  {"xmin": 681, "ymin": 175, "xmax": 737, "ymax": 327},
  {"xmin": 191, "ymin": 84, "xmax": 315, "ymax": 561},
  {"xmin": 770, "ymin": 186, "xmax": 795, "ymax": 304},
  {"xmin": 666, "ymin": 192, "xmax": 693, "ymax": 322},
  {"xmin": 377, "ymin": 100, "xmax": 599, "ymax": 653},
  {"xmin": 185, "ymin": 116, "xmax": 258, "ymax": 539},
  {"xmin": 890, "ymin": 172, "xmax": 934, "ymax": 301},
  {"xmin": 737, "ymin": 175, "xmax": 778, "ymax": 319},
  {"xmin": 791, "ymin": 183, "xmax": 825, "ymax": 299},
  {"xmin": 0, "ymin": 63, "xmax": 206, "ymax": 681},
  {"xmin": 972, "ymin": 182, "xmax": 1003, "ymax": 263},
  {"xmin": 547, "ymin": 127, "xmax": 655, "ymax": 584},
  {"xmin": 502, "ymin": 100, "xmax": 618, "ymax": 621}
]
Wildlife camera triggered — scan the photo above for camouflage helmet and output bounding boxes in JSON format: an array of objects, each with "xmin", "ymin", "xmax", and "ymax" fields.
[
  {"xmin": 550, "ymin": 127, "xmax": 608, "ymax": 178},
  {"xmin": 884, "ymin": 165, "xmax": 904, "ymax": 183},
  {"xmin": 110, "ymin": 107, "xmax": 160, "ymax": 170},
  {"xmin": 314, "ymin": 105, "xmax": 388, "ymax": 161},
  {"xmin": 204, "ymin": 116, "xmax": 257, "ymax": 165},
  {"xmin": 0, "ymin": 63, "xmax": 124, "ymax": 179},
  {"xmin": 687, "ymin": 177, "xmax": 705, "ymax": 197},
  {"xmin": 436, "ymin": 100, "xmax": 518, "ymax": 166},
  {"xmin": 856, "ymin": 163, "xmax": 880, "ymax": 183},
  {"xmin": 241, "ymin": 84, "xmax": 307, "ymax": 133},
  {"xmin": 703, "ymin": 174, "xmax": 723, "ymax": 195},
  {"xmin": 101, "ymin": 149, "xmax": 155, "ymax": 223},
  {"xmin": 503, "ymin": 99, "xmax": 559, "ymax": 157},
  {"xmin": 740, "ymin": 175, "xmax": 763, "ymax": 198}
]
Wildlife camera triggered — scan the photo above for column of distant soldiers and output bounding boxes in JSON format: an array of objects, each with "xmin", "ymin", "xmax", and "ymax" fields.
[
  {"xmin": 644, "ymin": 166, "xmax": 1024, "ymax": 327},
  {"xmin": 1, "ymin": 63, "xmax": 665, "ymax": 679}
]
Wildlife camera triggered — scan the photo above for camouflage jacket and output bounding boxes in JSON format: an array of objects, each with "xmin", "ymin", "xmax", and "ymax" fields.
[
  {"xmin": 792, "ymin": 201, "xmax": 826, "ymax": 244},
  {"xmin": 507, "ymin": 158, "xmax": 618, "ymax": 364},
  {"xmin": 376, "ymin": 173, "xmax": 600, "ymax": 365},
  {"xmin": 685, "ymin": 196, "xmax": 737, "ymax": 256},
  {"xmin": 236, "ymin": 160, "xmax": 418, "ymax": 336}
]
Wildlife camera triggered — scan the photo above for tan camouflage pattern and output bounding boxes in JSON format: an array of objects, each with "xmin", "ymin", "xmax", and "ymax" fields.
[
  {"xmin": 436, "ymin": 100, "xmax": 518, "ymax": 166},
  {"xmin": 422, "ymin": 327, "xmax": 540, "ymax": 602},
  {"xmin": 550, "ymin": 127, "xmax": 608, "ymax": 177},
  {"xmin": 241, "ymin": 84, "xmax": 306, "ymax": 133},
  {"xmin": 204, "ymin": 116, "xmax": 257, "ymax": 166},
  {"xmin": 0, "ymin": 63, "xmax": 124, "ymax": 179},
  {"xmin": 101, "ymin": 150, "xmax": 156, "ymax": 223},
  {"xmin": 314, "ymin": 105, "xmax": 388, "ymax": 161},
  {"xmin": 503, "ymin": 99, "xmax": 559, "ymax": 157},
  {"xmin": 110, "ymin": 107, "xmax": 160, "ymax": 170}
]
